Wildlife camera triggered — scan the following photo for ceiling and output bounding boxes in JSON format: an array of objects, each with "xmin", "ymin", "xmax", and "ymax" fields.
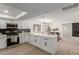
[
  {"xmin": 3, "ymin": 3, "xmax": 72, "ymax": 21},
  {"xmin": 0, "ymin": 4, "xmax": 26, "ymax": 20},
  {"xmin": 46, "ymin": 4, "xmax": 79, "ymax": 23}
]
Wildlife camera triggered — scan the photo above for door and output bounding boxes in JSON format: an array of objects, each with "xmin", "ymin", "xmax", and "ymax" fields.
[{"xmin": 62, "ymin": 24, "xmax": 72, "ymax": 38}]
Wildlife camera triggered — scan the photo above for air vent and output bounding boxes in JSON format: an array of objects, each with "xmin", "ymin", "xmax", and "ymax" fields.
[{"xmin": 62, "ymin": 3, "xmax": 79, "ymax": 11}]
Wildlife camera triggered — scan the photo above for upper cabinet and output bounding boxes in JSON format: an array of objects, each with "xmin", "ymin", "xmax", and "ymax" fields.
[
  {"xmin": 0, "ymin": 23, "xmax": 6, "ymax": 29},
  {"xmin": 18, "ymin": 22, "xmax": 22, "ymax": 29},
  {"xmin": 18, "ymin": 22, "xmax": 30, "ymax": 29},
  {"xmin": 18, "ymin": 25, "xmax": 22, "ymax": 29}
]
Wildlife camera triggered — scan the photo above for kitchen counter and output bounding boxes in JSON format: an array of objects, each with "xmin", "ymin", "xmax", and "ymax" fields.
[
  {"xmin": 21, "ymin": 32, "xmax": 57, "ymax": 38},
  {"xmin": 30, "ymin": 33, "xmax": 57, "ymax": 38},
  {"xmin": 19, "ymin": 32, "xmax": 58, "ymax": 54}
]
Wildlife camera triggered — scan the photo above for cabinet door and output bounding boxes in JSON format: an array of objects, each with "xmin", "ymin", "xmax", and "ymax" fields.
[
  {"xmin": 19, "ymin": 34, "xmax": 25, "ymax": 43},
  {"xmin": 41, "ymin": 37, "xmax": 48, "ymax": 50},
  {"xmin": 25, "ymin": 34, "xmax": 30, "ymax": 42},
  {"xmin": 42, "ymin": 37, "xmax": 57, "ymax": 54},
  {"xmin": 36, "ymin": 36, "xmax": 43, "ymax": 47},
  {"xmin": 19, "ymin": 34, "xmax": 22, "ymax": 43},
  {"xmin": 0, "ymin": 23, "xmax": 6, "ymax": 29},
  {"xmin": 23, "ymin": 33, "xmax": 26, "ymax": 43},
  {"xmin": 19, "ymin": 34, "xmax": 23, "ymax": 43},
  {"xmin": 27, "ymin": 34, "xmax": 33, "ymax": 44},
  {"xmin": 32, "ymin": 35, "xmax": 42, "ymax": 47},
  {"xmin": 32, "ymin": 35, "xmax": 37, "ymax": 46},
  {"xmin": 0, "ymin": 36, "xmax": 7, "ymax": 49}
]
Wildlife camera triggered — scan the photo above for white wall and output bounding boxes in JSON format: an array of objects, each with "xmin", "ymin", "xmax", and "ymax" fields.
[
  {"xmin": 18, "ymin": 17, "xmax": 79, "ymax": 44},
  {"xmin": 18, "ymin": 18, "xmax": 63, "ymax": 38},
  {"xmin": 62, "ymin": 23, "xmax": 79, "ymax": 44},
  {"xmin": 62, "ymin": 23, "xmax": 72, "ymax": 38}
]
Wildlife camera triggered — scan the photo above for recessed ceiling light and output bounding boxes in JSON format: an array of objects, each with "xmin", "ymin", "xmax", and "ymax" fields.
[
  {"xmin": 15, "ymin": 12, "xmax": 27, "ymax": 19},
  {"xmin": 4, "ymin": 10, "xmax": 8, "ymax": 13}
]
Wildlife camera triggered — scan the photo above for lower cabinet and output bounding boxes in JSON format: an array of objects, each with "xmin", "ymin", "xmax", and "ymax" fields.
[
  {"xmin": 19, "ymin": 33, "xmax": 26, "ymax": 43},
  {"xmin": 32, "ymin": 38, "xmax": 35, "ymax": 45},
  {"xmin": 41, "ymin": 37, "xmax": 57, "ymax": 54},
  {"xmin": 19, "ymin": 33, "xmax": 57, "ymax": 54},
  {"xmin": 0, "ymin": 35, "xmax": 7, "ymax": 49},
  {"xmin": 19, "ymin": 33, "xmax": 32, "ymax": 44},
  {"xmin": 25, "ymin": 34, "xmax": 30, "ymax": 43},
  {"xmin": 29, "ymin": 35, "xmax": 57, "ymax": 54},
  {"xmin": 33, "ymin": 35, "xmax": 42, "ymax": 47},
  {"xmin": 28, "ymin": 34, "xmax": 33, "ymax": 44}
]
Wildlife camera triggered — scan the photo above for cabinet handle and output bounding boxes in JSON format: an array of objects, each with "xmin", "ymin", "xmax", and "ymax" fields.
[{"xmin": 44, "ymin": 42, "xmax": 47, "ymax": 46}]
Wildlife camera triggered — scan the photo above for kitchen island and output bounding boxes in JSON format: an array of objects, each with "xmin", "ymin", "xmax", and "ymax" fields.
[{"xmin": 19, "ymin": 32, "xmax": 58, "ymax": 54}]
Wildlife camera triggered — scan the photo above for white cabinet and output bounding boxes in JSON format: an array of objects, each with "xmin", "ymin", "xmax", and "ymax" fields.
[
  {"xmin": 28, "ymin": 34, "xmax": 34, "ymax": 44},
  {"xmin": 25, "ymin": 34, "xmax": 30, "ymax": 42},
  {"xmin": 26, "ymin": 34, "xmax": 43, "ymax": 48},
  {"xmin": 41, "ymin": 37, "xmax": 57, "ymax": 54},
  {"xmin": 0, "ymin": 23, "xmax": 6, "ymax": 29},
  {"xmin": 19, "ymin": 33, "xmax": 23, "ymax": 43},
  {"xmin": 19, "ymin": 33, "xmax": 32, "ymax": 44},
  {"xmin": 32, "ymin": 35, "xmax": 38, "ymax": 46},
  {"xmin": 1, "ymin": 24, "xmax": 6, "ymax": 29},
  {"xmin": 18, "ymin": 23, "xmax": 22, "ymax": 29},
  {"xmin": 27, "ymin": 34, "xmax": 57, "ymax": 54},
  {"xmin": 35, "ymin": 36, "xmax": 43, "ymax": 47},
  {"xmin": 0, "ymin": 35, "xmax": 7, "ymax": 49},
  {"xmin": 18, "ymin": 25, "xmax": 22, "ymax": 29},
  {"xmin": 19, "ymin": 33, "xmax": 57, "ymax": 54},
  {"xmin": 19, "ymin": 33, "xmax": 26, "ymax": 43}
]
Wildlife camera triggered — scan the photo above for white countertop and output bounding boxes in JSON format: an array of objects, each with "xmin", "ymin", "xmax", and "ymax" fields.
[
  {"xmin": 21, "ymin": 32, "xmax": 57, "ymax": 38},
  {"xmin": 30, "ymin": 33, "xmax": 57, "ymax": 38}
]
